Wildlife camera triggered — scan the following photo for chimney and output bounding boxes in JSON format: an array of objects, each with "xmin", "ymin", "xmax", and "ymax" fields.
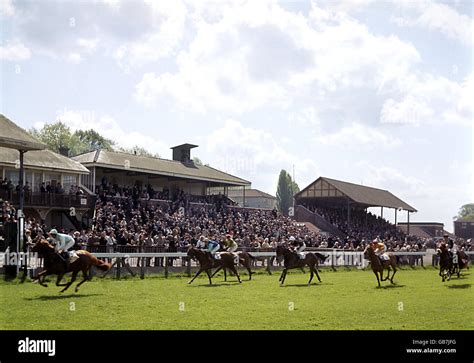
[
  {"xmin": 171, "ymin": 143, "xmax": 198, "ymax": 163},
  {"xmin": 58, "ymin": 146, "xmax": 70, "ymax": 157}
]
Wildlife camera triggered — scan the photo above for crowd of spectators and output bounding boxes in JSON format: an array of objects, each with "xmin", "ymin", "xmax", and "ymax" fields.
[{"xmin": 89, "ymin": 197, "xmax": 317, "ymax": 252}]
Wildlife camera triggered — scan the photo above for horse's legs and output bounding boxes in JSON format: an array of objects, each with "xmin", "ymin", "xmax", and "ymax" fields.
[
  {"xmin": 246, "ymin": 266, "xmax": 253, "ymax": 280},
  {"xmin": 211, "ymin": 266, "xmax": 222, "ymax": 278},
  {"xmin": 75, "ymin": 268, "xmax": 90, "ymax": 292},
  {"xmin": 229, "ymin": 265, "xmax": 241, "ymax": 283},
  {"xmin": 280, "ymin": 269, "xmax": 288, "ymax": 284},
  {"xmin": 308, "ymin": 268, "xmax": 314, "ymax": 284},
  {"xmin": 390, "ymin": 265, "xmax": 397, "ymax": 284},
  {"xmin": 313, "ymin": 266, "xmax": 322, "ymax": 282},
  {"xmin": 55, "ymin": 273, "xmax": 69, "ymax": 287},
  {"xmin": 205, "ymin": 269, "xmax": 212, "ymax": 285},
  {"xmin": 373, "ymin": 270, "xmax": 381, "ymax": 287},
  {"xmin": 60, "ymin": 271, "xmax": 78, "ymax": 293},
  {"xmin": 35, "ymin": 270, "xmax": 49, "ymax": 287},
  {"xmin": 188, "ymin": 268, "xmax": 203, "ymax": 284},
  {"xmin": 223, "ymin": 268, "xmax": 227, "ymax": 282}
]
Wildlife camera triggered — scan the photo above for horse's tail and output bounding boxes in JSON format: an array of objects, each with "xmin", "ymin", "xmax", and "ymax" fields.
[
  {"xmin": 93, "ymin": 256, "xmax": 112, "ymax": 271},
  {"xmin": 315, "ymin": 252, "xmax": 328, "ymax": 262},
  {"xmin": 247, "ymin": 252, "xmax": 256, "ymax": 260}
]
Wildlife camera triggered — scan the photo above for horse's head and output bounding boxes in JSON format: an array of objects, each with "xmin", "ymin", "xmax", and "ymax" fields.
[
  {"xmin": 187, "ymin": 245, "xmax": 198, "ymax": 260},
  {"xmin": 275, "ymin": 244, "xmax": 288, "ymax": 263},
  {"xmin": 363, "ymin": 244, "xmax": 373, "ymax": 259},
  {"xmin": 30, "ymin": 237, "xmax": 55, "ymax": 255}
]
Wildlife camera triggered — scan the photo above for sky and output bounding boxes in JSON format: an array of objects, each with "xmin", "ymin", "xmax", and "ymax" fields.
[{"xmin": 0, "ymin": 0, "xmax": 472, "ymax": 232}]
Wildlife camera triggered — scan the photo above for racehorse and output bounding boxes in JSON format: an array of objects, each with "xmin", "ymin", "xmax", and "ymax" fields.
[
  {"xmin": 451, "ymin": 250, "xmax": 470, "ymax": 278},
  {"xmin": 211, "ymin": 251, "xmax": 255, "ymax": 281},
  {"xmin": 187, "ymin": 246, "xmax": 241, "ymax": 285},
  {"xmin": 437, "ymin": 243, "xmax": 452, "ymax": 282},
  {"xmin": 275, "ymin": 245, "xmax": 327, "ymax": 285},
  {"xmin": 30, "ymin": 237, "xmax": 111, "ymax": 293},
  {"xmin": 363, "ymin": 244, "xmax": 397, "ymax": 287},
  {"xmin": 438, "ymin": 243, "xmax": 470, "ymax": 281}
]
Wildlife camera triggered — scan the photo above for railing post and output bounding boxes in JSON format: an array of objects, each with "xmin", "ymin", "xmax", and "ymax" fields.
[
  {"xmin": 186, "ymin": 256, "xmax": 191, "ymax": 277},
  {"xmin": 140, "ymin": 257, "xmax": 145, "ymax": 279},
  {"xmin": 266, "ymin": 256, "xmax": 272, "ymax": 275},
  {"xmin": 116, "ymin": 257, "xmax": 121, "ymax": 279},
  {"xmin": 164, "ymin": 255, "xmax": 169, "ymax": 278}
]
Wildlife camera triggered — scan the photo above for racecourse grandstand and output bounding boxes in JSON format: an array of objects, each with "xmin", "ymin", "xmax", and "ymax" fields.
[{"xmin": 294, "ymin": 176, "xmax": 417, "ymax": 242}]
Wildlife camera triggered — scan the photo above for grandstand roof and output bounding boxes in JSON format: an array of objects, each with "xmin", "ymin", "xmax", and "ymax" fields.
[
  {"xmin": 0, "ymin": 114, "xmax": 45, "ymax": 151},
  {"xmin": 295, "ymin": 176, "xmax": 417, "ymax": 212},
  {"xmin": 0, "ymin": 147, "xmax": 89, "ymax": 174},
  {"xmin": 228, "ymin": 188, "xmax": 276, "ymax": 199},
  {"xmin": 454, "ymin": 217, "xmax": 474, "ymax": 223},
  {"xmin": 72, "ymin": 149, "xmax": 251, "ymax": 186}
]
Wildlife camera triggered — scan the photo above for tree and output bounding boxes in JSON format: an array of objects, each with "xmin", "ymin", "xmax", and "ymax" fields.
[
  {"xmin": 118, "ymin": 145, "xmax": 160, "ymax": 158},
  {"xmin": 192, "ymin": 157, "xmax": 203, "ymax": 165},
  {"xmin": 455, "ymin": 203, "xmax": 474, "ymax": 220},
  {"xmin": 276, "ymin": 170, "xmax": 294, "ymax": 216},
  {"xmin": 74, "ymin": 129, "xmax": 115, "ymax": 154},
  {"xmin": 29, "ymin": 122, "xmax": 81, "ymax": 156}
]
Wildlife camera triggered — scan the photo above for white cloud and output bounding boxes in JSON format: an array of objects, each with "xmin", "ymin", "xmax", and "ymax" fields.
[
  {"xmin": 55, "ymin": 109, "xmax": 169, "ymax": 157},
  {"xmin": 314, "ymin": 122, "xmax": 402, "ymax": 149},
  {"xmin": 113, "ymin": 0, "xmax": 187, "ymax": 68},
  {"xmin": 204, "ymin": 119, "xmax": 318, "ymax": 192},
  {"xmin": 392, "ymin": 1, "xmax": 474, "ymax": 46},
  {"xmin": 0, "ymin": 0, "xmax": 14, "ymax": 17},
  {"xmin": 380, "ymin": 72, "xmax": 473, "ymax": 127},
  {"xmin": 135, "ymin": 1, "xmax": 421, "ymax": 115},
  {"xmin": 7, "ymin": 1, "xmax": 187, "ymax": 66},
  {"xmin": 0, "ymin": 39, "xmax": 31, "ymax": 61}
]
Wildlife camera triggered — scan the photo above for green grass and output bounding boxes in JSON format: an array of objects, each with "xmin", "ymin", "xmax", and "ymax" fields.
[{"xmin": 1, "ymin": 267, "xmax": 472, "ymax": 330}]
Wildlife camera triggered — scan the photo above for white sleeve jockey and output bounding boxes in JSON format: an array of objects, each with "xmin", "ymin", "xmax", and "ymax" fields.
[
  {"xmin": 52, "ymin": 233, "xmax": 76, "ymax": 252},
  {"xmin": 297, "ymin": 241, "xmax": 306, "ymax": 253}
]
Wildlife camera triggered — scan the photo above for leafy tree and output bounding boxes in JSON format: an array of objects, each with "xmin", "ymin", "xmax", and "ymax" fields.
[
  {"xmin": 118, "ymin": 145, "xmax": 160, "ymax": 158},
  {"xmin": 74, "ymin": 129, "xmax": 115, "ymax": 153},
  {"xmin": 192, "ymin": 157, "xmax": 203, "ymax": 165},
  {"xmin": 276, "ymin": 170, "xmax": 293, "ymax": 216},
  {"xmin": 455, "ymin": 203, "xmax": 474, "ymax": 220},
  {"xmin": 29, "ymin": 122, "xmax": 81, "ymax": 156}
]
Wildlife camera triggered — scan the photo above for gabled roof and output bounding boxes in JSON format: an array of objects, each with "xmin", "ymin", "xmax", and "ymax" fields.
[
  {"xmin": 295, "ymin": 176, "xmax": 416, "ymax": 212},
  {"xmin": 72, "ymin": 149, "xmax": 250, "ymax": 186},
  {"xmin": 0, "ymin": 114, "xmax": 45, "ymax": 151},
  {"xmin": 454, "ymin": 217, "xmax": 474, "ymax": 223},
  {"xmin": 0, "ymin": 147, "xmax": 89, "ymax": 174},
  {"xmin": 228, "ymin": 188, "xmax": 276, "ymax": 199}
]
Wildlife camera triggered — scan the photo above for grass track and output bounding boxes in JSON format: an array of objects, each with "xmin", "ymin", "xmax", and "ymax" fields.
[{"xmin": 1, "ymin": 267, "xmax": 472, "ymax": 330}]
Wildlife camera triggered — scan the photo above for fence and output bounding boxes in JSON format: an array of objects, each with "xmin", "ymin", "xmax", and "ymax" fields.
[{"xmin": 4, "ymin": 250, "xmax": 466, "ymax": 280}]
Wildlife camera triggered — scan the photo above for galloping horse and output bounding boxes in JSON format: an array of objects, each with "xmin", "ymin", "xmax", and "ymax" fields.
[
  {"xmin": 438, "ymin": 243, "xmax": 470, "ymax": 281},
  {"xmin": 275, "ymin": 245, "xmax": 327, "ymax": 285},
  {"xmin": 187, "ymin": 246, "xmax": 241, "ymax": 285},
  {"xmin": 437, "ymin": 243, "xmax": 452, "ymax": 282},
  {"xmin": 30, "ymin": 237, "xmax": 111, "ymax": 292},
  {"xmin": 211, "ymin": 251, "xmax": 255, "ymax": 281},
  {"xmin": 363, "ymin": 244, "xmax": 397, "ymax": 287}
]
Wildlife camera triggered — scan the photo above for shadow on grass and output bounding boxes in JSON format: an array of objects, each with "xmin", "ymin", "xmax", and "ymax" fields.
[
  {"xmin": 280, "ymin": 282, "xmax": 328, "ymax": 287},
  {"xmin": 187, "ymin": 282, "xmax": 243, "ymax": 288},
  {"xmin": 24, "ymin": 293, "xmax": 103, "ymax": 301},
  {"xmin": 446, "ymin": 284, "xmax": 471, "ymax": 289},
  {"xmin": 376, "ymin": 284, "xmax": 406, "ymax": 290}
]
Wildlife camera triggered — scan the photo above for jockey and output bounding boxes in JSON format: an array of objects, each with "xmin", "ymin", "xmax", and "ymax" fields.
[
  {"xmin": 222, "ymin": 234, "xmax": 238, "ymax": 253},
  {"xmin": 289, "ymin": 236, "xmax": 306, "ymax": 259},
  {"xmin": 206, "ymin": 237, "xmax": 220, "ymax": 258},
  {"xmin": 447, "ymin": 236, "xmax": 458, "ymax": 265},
  {"xmin": 196, "ymin": 235, "xmax": 207, "ymax": 250},
  {"xmin": 48, "ymin": 229, "xmax": 76, "ymax": 268},
  {"xmin": 372, "ymin": 237, "xmax": 388, "ymax": 261}
]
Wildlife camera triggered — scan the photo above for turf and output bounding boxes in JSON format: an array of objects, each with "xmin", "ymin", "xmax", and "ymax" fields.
[{"xmin": 0, "ymin": 267, "xmax": 472, "ymax": 330}]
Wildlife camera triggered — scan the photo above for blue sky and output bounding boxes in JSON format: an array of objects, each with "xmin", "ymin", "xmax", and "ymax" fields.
[{"xmin": 1, "ymin": 0, "xmax": 472, "ymax": 232}]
